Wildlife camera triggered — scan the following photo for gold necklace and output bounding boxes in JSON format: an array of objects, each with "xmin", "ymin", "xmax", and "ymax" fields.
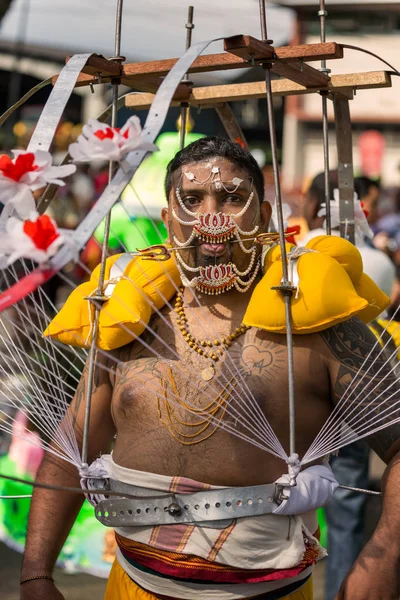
[
  {"xmin": 157, "ymin": 366, "xmax": 237, "ymax": 445},
  {"xmin": 174, "ymin": 287, "xmax": 250, "ymax": 381}
]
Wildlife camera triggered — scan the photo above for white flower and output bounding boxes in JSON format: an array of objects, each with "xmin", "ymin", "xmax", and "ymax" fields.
[
  {"xmin": 0, "ymin": 150, "xmax": 76, "ymax": 219},
  {"xmin": 68, "ymin": 116, "xmax": 157, "ymax": 166},
  {"xmin": 0, "ymin": 212, "xmax": 64, "ymax": 268}
]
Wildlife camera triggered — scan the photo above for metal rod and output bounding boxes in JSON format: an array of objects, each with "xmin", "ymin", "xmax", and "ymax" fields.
[
  {"xmin": 339, "ymin": 484, "xmax": 382, "ymax": 497},
  {"xmin": 6, "ymin": 0, "xmax": 31, "ymax": 141},
  {"xmin": 264, "ymin": 70, "xmax": 289, "ymax": 281},
  {"xmin": 179, "ymin": 6, "xmax": 194, "ymax": 150},
  {"xmin": 259, "ymin": 0, "xmax": 296, "ymax": 471},
  {"xmin": 334, "ymin": 96, "xmax": 355, "ymax": 245},
  {"xmin": 259, "ymin": 0, "xmax": 268, "ymax": 42},
  {"xmin": 322, "ymin": 94, "xmax": 331, "ymax": 234},
  {"xmin": 81, "ymin": 0, "xmax": 124, "ymax": 466},
  {"xmin": 319, "ymin": 0, "xmax": 332, "ymax": 234},
  {"xmin": 264, "ymin": 65, "xmax": 297, "ymax": 469}
]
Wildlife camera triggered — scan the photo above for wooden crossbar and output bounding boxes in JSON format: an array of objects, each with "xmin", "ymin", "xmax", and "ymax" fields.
[
  {"xmin": 124, "ymin": 71, "xmax": 391, "ymax": 111},
  {"xmin": 224, "ymin": 35, "xmax": 329, "ymax": 87},
  {"xmin": 59, "ymin": 41, "xmax": 343, "ymax": 93}
]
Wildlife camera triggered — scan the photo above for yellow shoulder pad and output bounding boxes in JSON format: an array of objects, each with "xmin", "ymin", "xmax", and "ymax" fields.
[
  {"xmin": 43, "ymin": 251, "xmax": 180, "ymax": 350},
  {"xmin": 244, "ymin": 235, "xmax": 390, "ymax": 334}
]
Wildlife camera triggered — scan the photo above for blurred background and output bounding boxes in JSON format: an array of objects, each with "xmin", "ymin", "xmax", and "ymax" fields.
[{"xmin": 1, "ymin": 1, "xmax": 400, "ymax": 599}]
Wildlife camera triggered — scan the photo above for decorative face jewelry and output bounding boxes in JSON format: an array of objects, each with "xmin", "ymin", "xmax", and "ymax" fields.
[{"xmin": 172, "ymin": 164, "xmax": 261, "ymax": 295}]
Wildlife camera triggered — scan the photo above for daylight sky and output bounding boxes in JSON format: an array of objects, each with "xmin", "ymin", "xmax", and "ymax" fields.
[{"xmin": 0, "ymin": 0, "xmax": 295, "ymax": 65}]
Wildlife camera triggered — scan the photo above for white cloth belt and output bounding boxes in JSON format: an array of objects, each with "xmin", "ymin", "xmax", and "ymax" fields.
[{"xmin": 82, "ymin": 459, "xmax": 338, "ymax": 526}]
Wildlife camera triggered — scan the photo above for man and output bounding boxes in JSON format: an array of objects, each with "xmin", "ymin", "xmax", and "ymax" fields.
[
  {"xmin": 21, "ymin": 138, "xmax": 400, "ymax": 600},
  {"xmin": 301, "ymin": 170, "xmax": 396, "ymax": 600}
]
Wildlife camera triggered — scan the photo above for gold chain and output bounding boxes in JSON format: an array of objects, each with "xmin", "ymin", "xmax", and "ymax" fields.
[
  {"xmin": 174, "ymin": 287, "xmax": 250, "ymax": 380},
  {"xmin": 157, "ymin": 366, "xmax": 237, "ymax": 445}
]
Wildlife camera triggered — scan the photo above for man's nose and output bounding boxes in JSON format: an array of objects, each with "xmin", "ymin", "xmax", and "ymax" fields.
[{"xmin": 198, "ymin": 195, "xmax": 220, "ymax": 214}]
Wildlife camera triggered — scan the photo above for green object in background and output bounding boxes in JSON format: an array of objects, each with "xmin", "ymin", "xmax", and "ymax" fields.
[
  {"xmin": 95, "ymin": 204, "xmax": 166, "ymax": 251},
  {"xmin": 95, "ymin": 131, "xmax": 204, "ymax": 251},
  {"xmin": 317, "ymin": 507, "xmax": 328, "ymax": 548},
  {"xmin": 0, "ymin": 456, "xmax": 111, "ymax": 577}
]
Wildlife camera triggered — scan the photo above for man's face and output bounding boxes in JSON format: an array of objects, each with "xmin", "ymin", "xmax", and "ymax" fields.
[{"xmin": 162, "ymin": 157, "xmax": 270, "ymax": 279}]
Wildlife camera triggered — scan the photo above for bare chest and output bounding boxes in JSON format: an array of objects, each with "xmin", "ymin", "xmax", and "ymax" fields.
[
  {"xmin": 110, "ymin": 313, "xmax": 331, "ymax": 482},
  {"xmin": 111, "ymin": 321, "xmax": 328, "ymax": 430}
]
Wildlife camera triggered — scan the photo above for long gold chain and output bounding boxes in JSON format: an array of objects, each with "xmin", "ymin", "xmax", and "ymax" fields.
[
  {"xmin": 174, "ymin": 287, "xmax": 250, "ymax": 380},
  {"xmin": 157, "ymin": 366, "xmax": 237, "ymax": 445}
]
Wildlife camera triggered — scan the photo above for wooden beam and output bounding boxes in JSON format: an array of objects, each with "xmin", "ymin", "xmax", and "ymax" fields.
[
  {"xmin": 63, "ymin": 42, "xmax": 343, "ymax": 89},
  {"xmin": 215, "ymin": 103, "xmax": 248, "ymax": 148},
  {"xmin": 224, "ymin": 35, "xmax": 330, "ymax": 87},
  {"xmin": 124, "ymin": 71, "xmax": 391, "ymax": 111},
  {"xmin": 81, "ymin": 54, "xmax": 122, "ymax": 78},
  {"xmin": 223, "ymin": 35, "xmax": 275, "ymax": 61},
  {"xmin": 271, "ymin": 61, "xmax": 329, "ymax": 87}
]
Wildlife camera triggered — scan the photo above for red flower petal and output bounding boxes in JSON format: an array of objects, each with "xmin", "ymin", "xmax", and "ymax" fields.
[
  {"xmin": 23, "ymin": 215, "xmax": 60, "ymax": 251},
  {"xmin": 0, "ymin": 153, "xmax": 38, "ymax": 181},
  {"xmin": 94, "ymin": 127, "xmax": 115, "ymax": 141}
]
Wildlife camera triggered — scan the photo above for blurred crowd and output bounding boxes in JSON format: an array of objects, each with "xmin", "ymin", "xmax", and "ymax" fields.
[
  {"xmin": 293, "ymin": 171, "xmax": 400, "ymax": 317},
  {"xmin": 295, "ymin": 169, "xmax": 400, "ymax": 600}
]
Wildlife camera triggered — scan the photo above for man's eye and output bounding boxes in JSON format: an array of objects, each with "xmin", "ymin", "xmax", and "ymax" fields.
[
  {"xmin": 223, "ymin": 194, "xmax": 243, "ymax": 204},
  {"xmin": 182, "ymin": 196, "xmax": 201, "ymax": 207}
]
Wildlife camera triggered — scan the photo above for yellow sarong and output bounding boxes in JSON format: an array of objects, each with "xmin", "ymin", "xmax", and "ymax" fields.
[{"xmin": 105, "ymin": 560, "xmax": 314, "ymax": 600}]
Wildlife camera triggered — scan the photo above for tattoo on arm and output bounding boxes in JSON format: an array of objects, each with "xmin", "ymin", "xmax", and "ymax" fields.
[{"xmin": 320, "ymin": 317, "xmax": 400, "ymax": 461}]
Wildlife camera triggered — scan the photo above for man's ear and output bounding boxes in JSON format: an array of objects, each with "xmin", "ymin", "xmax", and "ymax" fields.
[
  {"xmin": 161, "ymin": 207, "xmax": 170, "ymax": 242},
  {"xmin": 260, "ymin": 201, "xmax": 272, "ymax": 231}
]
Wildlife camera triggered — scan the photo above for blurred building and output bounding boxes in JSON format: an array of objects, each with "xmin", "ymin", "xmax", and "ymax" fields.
[
  {"xmin": 276, "ymin": 0, "xmax": 400, "ymax": 193},
  {"xmin": 0, "ymin": 40, "xmax": 106, "ymax": 149}
]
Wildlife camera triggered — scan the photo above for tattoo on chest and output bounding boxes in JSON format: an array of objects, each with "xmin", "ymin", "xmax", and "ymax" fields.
[{"xmin": 229, "ymin": 336, "xmax": 286, "ymax": 379}]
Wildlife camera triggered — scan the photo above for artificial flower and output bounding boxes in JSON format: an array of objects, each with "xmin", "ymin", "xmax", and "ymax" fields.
[
  {"xmin": 0, "ymin": 213, "xmax": 64, "ymax": 268},
  {"xmin": 0, "ymin": 150, "xmax": 76, "ymax": 219},
  {"xmin": 68, "ymin": 116, "xmax": 157, "ymax": 167}
]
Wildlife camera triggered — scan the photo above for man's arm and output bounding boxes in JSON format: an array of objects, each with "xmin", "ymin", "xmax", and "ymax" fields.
[
  {"xmin": 20, "ymin": 352, "xmax": 116, "ymax": 600},
  {"xmin": 320, "ymin": 317, "xmax": 400, "ymax": 462},
  {"xmin": 320, "ymin": 317, "xmax": 400, "ymax": 600}
]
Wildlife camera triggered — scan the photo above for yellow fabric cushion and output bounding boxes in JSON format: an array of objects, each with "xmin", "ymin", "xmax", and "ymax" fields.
[
  {"xmin": 354, "ymin": 273, "xmax": 391, "ymax": 324},
  {"xmin": 369, "ymin": 318, "xmax": 400, "ymax": 360},
  {"xmin": 243, "ymin": 236, "xmax": 390, "ymax": 334},
  {"xmin": 44, "ymin": 236, "xmax": 390, "ymax": 350},
  {"xmin": 43, "ymin": 252, "xmax": 180, "ymax": 350}
]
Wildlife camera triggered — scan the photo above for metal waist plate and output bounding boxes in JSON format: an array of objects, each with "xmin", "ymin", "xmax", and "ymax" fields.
[{"xmin": 94, "ymin": 481, "xmax": 279, "ymax": 527}]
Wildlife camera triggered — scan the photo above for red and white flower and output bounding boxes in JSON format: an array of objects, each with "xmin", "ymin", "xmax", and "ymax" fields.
[
  {"xmin": 0, "ymin": 150, "xmax": 76, "ymax": 219},
  {"xmin": 0, "ymin": 213, "xmax": 64, "ymax": 268},
  {"xmin": 68, "ymin": 116, "xmax": 157, "ymax": 166}
]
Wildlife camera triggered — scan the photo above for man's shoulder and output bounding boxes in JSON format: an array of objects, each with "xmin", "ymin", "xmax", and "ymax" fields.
[{"xmin": 317, "ymin": 316, "xmax": 379, "ymax": 367}]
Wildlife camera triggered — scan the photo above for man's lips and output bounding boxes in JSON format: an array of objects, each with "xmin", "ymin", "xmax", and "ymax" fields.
[{"xmin": 200, "ymin": 243, "xmax": 226, "ymax": 256}]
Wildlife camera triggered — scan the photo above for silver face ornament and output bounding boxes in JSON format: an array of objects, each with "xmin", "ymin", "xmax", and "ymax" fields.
[{"xmin": 172, "ymin": 165, "xmax": 261, "ymax": 295}]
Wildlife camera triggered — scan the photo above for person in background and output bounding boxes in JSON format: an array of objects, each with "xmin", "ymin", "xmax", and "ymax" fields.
[
  {"xmin": 373, "ymin": 187, "xmax": 400, "ymax": 315},
  {"xmin": 301, "ymin": 171, "xmax": 395, "ymax": 600}
]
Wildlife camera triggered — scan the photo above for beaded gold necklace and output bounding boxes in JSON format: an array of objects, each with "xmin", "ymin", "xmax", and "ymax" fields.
[
  {"xmin": 158, "ymin": 366, "xmax": 237, "ymax": 445},
  {"xmin": 174, "ymin": 287, "xmax": 250, "ymax": 381}
]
